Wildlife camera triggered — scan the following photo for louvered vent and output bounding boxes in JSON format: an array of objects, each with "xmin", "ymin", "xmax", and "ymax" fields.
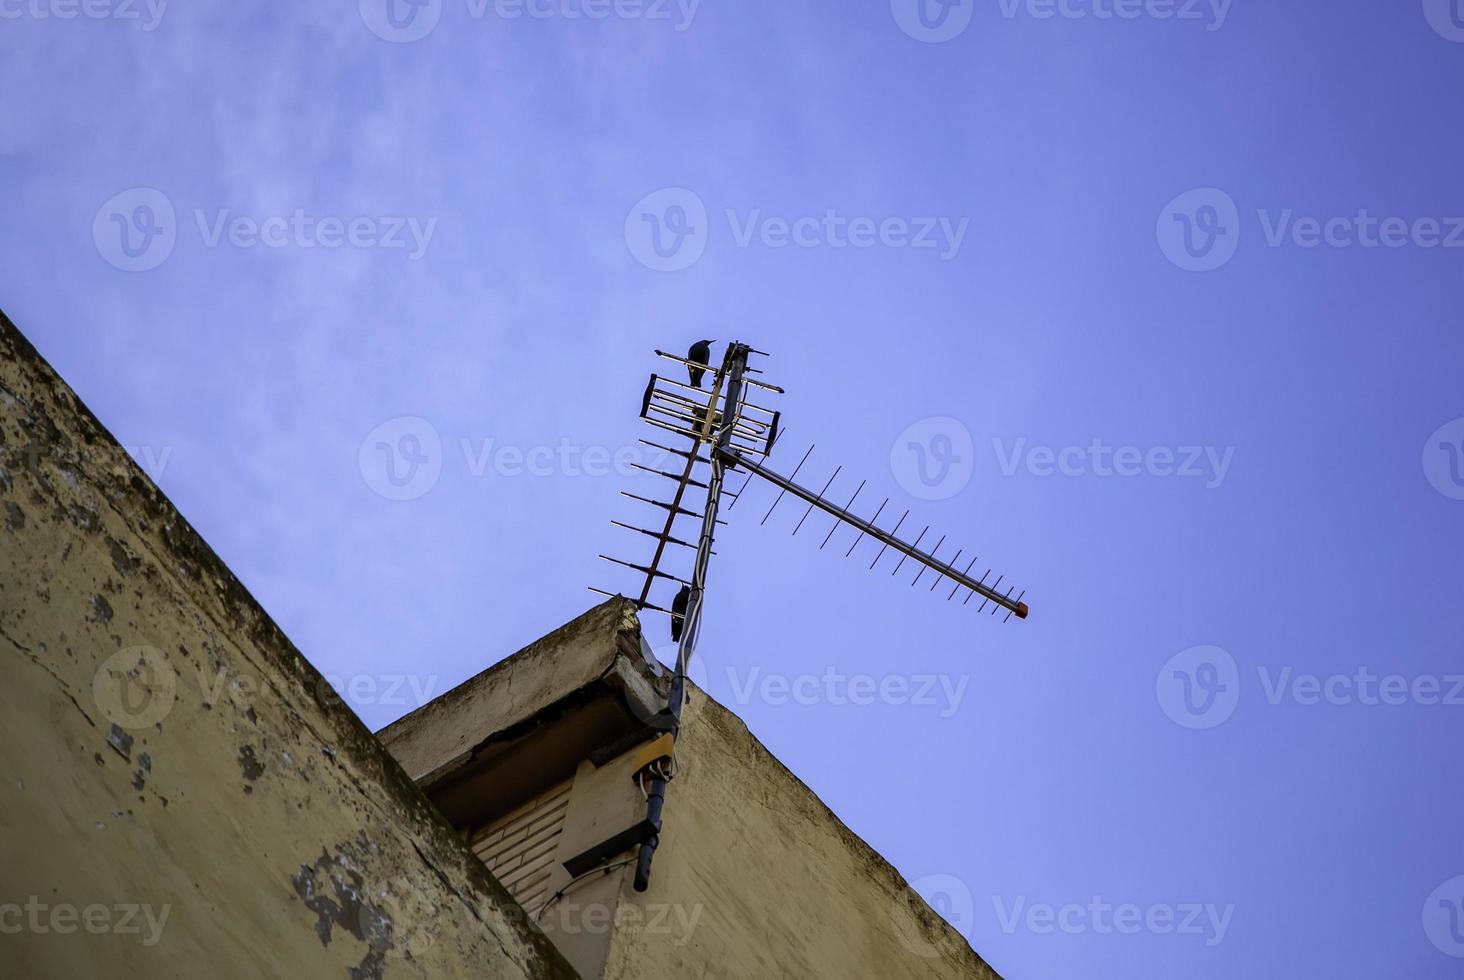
[{"xmin": 471, "ymin": 779, "xmax": 573, "ymax": 914}]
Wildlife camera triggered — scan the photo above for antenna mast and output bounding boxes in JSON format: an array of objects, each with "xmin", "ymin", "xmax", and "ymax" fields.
[{"xmin": 591, "ymin": 341, "xmax": 1029, "ymax": 890}]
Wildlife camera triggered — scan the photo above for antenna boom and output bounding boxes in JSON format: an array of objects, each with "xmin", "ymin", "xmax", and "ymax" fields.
[{"xmin": 718, "ymin": 446, "xmax": 1029, "ymax": 619}]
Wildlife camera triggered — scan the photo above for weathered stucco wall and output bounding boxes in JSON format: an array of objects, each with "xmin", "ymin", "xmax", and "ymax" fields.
[
  {"xmin": 379, "ymin": 598, "xmax": 668, "ymax": 980},
  {"xmin": 0, "ymin": 310, "xmax": 580, "ymax": 980},
  {"xmin": 381, "ymin": 591, "xmax": 1002, "ymax": 979},
  {"xmin": 606, "ymin": 680, "xmax": 1004, "ymax": 980}
]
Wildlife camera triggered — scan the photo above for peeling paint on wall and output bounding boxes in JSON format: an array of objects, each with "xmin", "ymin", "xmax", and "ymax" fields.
[{"xmin": 0, "ymin": 309, "xmax": 582, "ymax": 980}]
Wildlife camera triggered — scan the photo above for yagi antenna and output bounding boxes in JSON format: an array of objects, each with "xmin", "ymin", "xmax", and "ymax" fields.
[{"xmin": 590, "ymin": 341, "xmax": 1031, "ymax": 893}]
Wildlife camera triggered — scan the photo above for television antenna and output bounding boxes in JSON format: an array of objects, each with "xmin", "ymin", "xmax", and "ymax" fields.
[{"xmin": 590, "ymin": 342, "xmax": 1029, "ymax": 890}]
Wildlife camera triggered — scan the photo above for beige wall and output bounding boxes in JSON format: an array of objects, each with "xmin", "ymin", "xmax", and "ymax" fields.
[
  {"xmin": 603, "ymin": 682, "xmax": 1003, "ymax": 980},
  {"xmin": 382, "ymin": 593, "xmax": 1003, "ymax": 979},
  {"xmin": 380, "ymin": 599, "xmax": 664, "ymax": 980},
  {"xmin": 0, "ymin": 311, "xmax": 579, "ymax": 980}
]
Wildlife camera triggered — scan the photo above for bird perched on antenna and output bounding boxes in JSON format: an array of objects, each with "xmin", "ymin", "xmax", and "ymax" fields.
[
  {"xmin": 686, "ymin": 339, "xmax": 714, "ymax": 388},
  {"xmin": 641, "ymin": 375, "xmax": 657, "ymax": 417},
  {"xmin": 670, "ymin": 584, "xmax": 690, "ymax": 641}
]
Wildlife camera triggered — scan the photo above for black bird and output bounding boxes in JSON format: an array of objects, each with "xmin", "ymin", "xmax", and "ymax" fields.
[
  {"xmin": 640, "ymin": 374, "xmax": 658, "ymax": 418},
  {"xmin": 670, "ymin": 584, "xmax": 691, "ymax": 642},
  {"xmin": 686, "ymin": 339, "xmax": 714, "ymax": 388}
]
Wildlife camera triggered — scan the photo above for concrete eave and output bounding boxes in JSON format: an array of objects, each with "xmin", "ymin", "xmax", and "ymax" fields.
[{"xmin": 378, "ymin": 597, "xmax": 668, "ymax": 801}]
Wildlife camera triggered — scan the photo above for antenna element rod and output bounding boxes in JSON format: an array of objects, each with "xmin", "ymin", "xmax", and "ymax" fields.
[{"xmin": 718, "ymin": 447, "xmax": 1029, "ymax": 619}]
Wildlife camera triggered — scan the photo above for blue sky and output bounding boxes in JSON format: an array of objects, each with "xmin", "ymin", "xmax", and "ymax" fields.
[{"xmin": 4, "ymin": 1, "xmax": 1464, "ymax": 976}]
